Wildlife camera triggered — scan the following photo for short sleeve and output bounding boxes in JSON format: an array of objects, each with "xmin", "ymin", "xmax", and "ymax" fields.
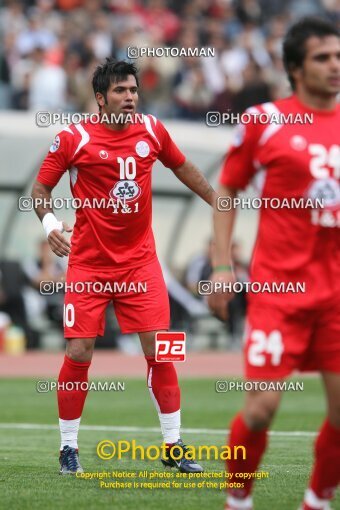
[
  {"xmin": 154, "ymin": 119, "xmax": 186, "ymax": 169},
  {"xmin": 219, "ymin": 113, "xmax": 262, "ymax": 190},
  {"xmin": 37, "ymin": 128, "xmax": 75, "ymax": 188}
]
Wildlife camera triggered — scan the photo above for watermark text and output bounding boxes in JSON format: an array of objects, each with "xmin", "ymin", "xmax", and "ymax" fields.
[
  {"xmin": 40, "ymin": 281, "xmax": 147, "ymax": 295},
  {"xmin": 215, "ymin": 380, "xmax": 304, "ymax": 392},
  {"xmin": 36, "ymin": 380, "xmax": 125, "ymax": 392},
  {"xmin": 206, "ymin": 111, "xmax": 313, "ymax": 127},
  {"xmin": 127, "ymin": 46, "xmax": 215, "ymax": 59},
  {"xmin": 198, "ymin": 281, "xmax": 305, "ymax": 295}
]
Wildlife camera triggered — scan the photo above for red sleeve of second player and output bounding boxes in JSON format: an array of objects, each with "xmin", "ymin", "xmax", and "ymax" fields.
[
  {"xmin": 37, "ymin": 129, "xmax": 76, "ymax": 188},
  {"xmin": 154, "ymin": 119, "xmax": 186, "ymax": 169},
  {"xmin": 219, "ymin": 119, "xmax": 261, "ymax": 190}
]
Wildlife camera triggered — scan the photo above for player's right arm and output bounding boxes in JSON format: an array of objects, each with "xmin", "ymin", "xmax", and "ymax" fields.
[
  {"xmin": 207, "ymin": 117, "xmax": 261, "ymax": 320},
  {"xmin": 31, "ymin": 180, "xmax": 72, "ymax": 257},
  {"xmin": 208, "ymin": 184, "xmax": 237, "ymax": 320},
  {"xmin": 31, "ymin": 130, "xmax": 75, "ymax": 257}
]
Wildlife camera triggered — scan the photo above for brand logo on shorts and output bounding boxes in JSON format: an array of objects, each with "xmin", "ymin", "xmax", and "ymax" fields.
[
  {"xmin": 99, "ymin": 150, "xmax": 109, "ymax": 159},
  {"xmin": 155, "ymin": 332, "xmax": 186, "ymax": 362}
]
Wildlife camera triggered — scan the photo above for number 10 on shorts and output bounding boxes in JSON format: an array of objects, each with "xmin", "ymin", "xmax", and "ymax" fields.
[{"xmin": 155, "ymin": 332, "xmax": 186, "ymax": 362}]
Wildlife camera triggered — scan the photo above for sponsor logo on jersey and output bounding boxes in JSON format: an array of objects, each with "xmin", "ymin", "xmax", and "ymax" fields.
[
  {"xmin": 307, "ymin": 177, "xmax": 340, "ymax": 210},
  {"xmin": 99, "ymin": 150, "xmax": 109, "ymax": 159},
  {"xmin": 109, "ymin": 180, "xmax": 141, "ymax": 202},
  {"xmin": 50, "ymin": 135, "xmax": 60, "ymax": 153},
  {"xmin": 290, "ymin": 135, "xmax": 307, "ymax": 151},
  {"xmin": 135, "ymin": 141, "xmax": 150, "ymax": 158}
]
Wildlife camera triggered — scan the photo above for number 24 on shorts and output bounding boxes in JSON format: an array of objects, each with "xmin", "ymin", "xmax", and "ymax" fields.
[{"xmin": 248, "ymin": 330, "xmax": 284, "ymax": 367}]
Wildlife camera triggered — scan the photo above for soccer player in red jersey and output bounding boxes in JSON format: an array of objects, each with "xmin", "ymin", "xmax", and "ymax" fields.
[
  {"xmin": 31, "ymin": 59, "xmax": 215, "ymax": 474},
  {"xmin": 208, "ymin": 17, "xmax": 340, "ymax": 510}
]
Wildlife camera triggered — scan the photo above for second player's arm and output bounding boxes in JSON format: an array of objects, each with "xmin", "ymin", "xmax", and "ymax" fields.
[
  {"xmin": 171, "ymin": 159, "xmax": 217, "ymax": 206},
  {"xmin": 31, "ymin": 180, "xmax": 72, "ymax": 257},
  {"xmin": 207, "ymin": 184, "xmax": 238, "ymax": 320}
]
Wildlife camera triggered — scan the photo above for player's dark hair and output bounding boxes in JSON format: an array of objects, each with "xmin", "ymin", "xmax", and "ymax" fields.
[
  {"xmin": 283, "ymin": 16, "xmax": 340, "ymax": 90},
  {"xmin": 92, "ymin": 58, "xmax": 139, "ymax": 109}
]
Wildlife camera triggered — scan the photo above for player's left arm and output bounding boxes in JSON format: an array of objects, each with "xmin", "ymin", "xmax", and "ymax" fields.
[
  {"xmin": 154, "ymin": 117, "xmax": 216, "ymax": 206},
  {"xmin": 171, "ymin": 159, "xmax": 216, "ymax": 206}
]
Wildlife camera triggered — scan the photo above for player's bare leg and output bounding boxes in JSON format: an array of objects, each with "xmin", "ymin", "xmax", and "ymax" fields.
[
  {"xmin": 65, "ymin": 338, "xmax": 95, "ymax": 363},
  {"xmin": 300, "ymin": 372, "xmax": 340, "ymax": 510},
  {"xmin": 225, "ymin": 387, "xmax": 282, "ymax": 510},
  {"xmin": 58, "ymin": 337, "xmax": 96, "ymax": 474},
  {"xmin": 139, "ymin": 330, "xmax": 203, "ymax": 473}
]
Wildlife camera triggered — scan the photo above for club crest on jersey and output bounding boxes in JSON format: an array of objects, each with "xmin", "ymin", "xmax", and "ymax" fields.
[
  {"xmin": 290, "ymin": 135, "xmax": 307, "ymax": 151},
  {"xmin": 110, "ymin": 180, "xmax": 141, "ymax": 202},
  {"xmin": 135, "ymin": 141, "xmax": 150, "ymax": 158},
  {"xmin": 99, "ymin": 150, "xmax": 109, "ymax": 159},
  {"xmin": 50, "ymin": 135, "xmax": 60, "ymax": 153}
]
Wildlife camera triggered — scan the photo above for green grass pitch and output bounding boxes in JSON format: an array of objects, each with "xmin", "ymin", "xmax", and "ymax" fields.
[{"xmin": 0, "ymin": 377, "xmax": 339, "ymax": 510}]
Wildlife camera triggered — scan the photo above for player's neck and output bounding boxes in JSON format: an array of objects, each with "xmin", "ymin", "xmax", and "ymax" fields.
[
  {"xmin": 101, "ymin": 121, "xmax": 130, "ymax": 132},
  {"xmin": 295, "ymin": 89, "xmax": 337, "ymax": 112},
  {"xmin": 98, "ymin": 110, "xmax": 131, "ymax": 131}
]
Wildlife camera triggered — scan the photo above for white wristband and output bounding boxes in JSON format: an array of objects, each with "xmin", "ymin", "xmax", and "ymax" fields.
[{"xmin": 42, "ymin": 213, "xmax": 64, "ymax": 238}]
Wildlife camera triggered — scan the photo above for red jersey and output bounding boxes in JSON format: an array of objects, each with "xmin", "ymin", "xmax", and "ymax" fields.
[
  {"xmin": 219, "ymin": 95, "xmax": 340, "ymax": 307},
  {"xmin": 37, "ymin": 115, "xmax": 185, "ymax": 270}
]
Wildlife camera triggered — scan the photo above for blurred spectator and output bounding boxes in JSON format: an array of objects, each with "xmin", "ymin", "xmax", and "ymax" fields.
[
  {"xmin": 185, "ymin": 238, "xmax": 215, "ymax": 295},
  {"xmin": 138, "ymin": 57, "xmax": 175, "ymax": 117},
  {"xmin": 0, "ymin": 259, "xmax": 37, "ymax": 348},
  {"xmin": 162, "ymin": 262, "xmax": 208, "ymax": 331},
  {"xmin": 232, "ymin": 58, "xmax": 271, "ymax": 114},
  {"xmin": 88, "ymin": 12, "xmax": 113, "ymax": 60},
  {"xmin": 15, "ymin": 11, "xmax": 57, "ymax": 55},
  {"xmin": 289, "ymin": 0, "xmax": 324, "ymax": 18},
  {"xmin": 141, "ymin": 0, "xmax": 181, "ymax": 44},
  {"xmin": 0, "ymin": 1, "xmax": 27, "ymax": 39},
  {"xmin": 28, "ymin": 47, "xmax": 67, "ymax": 110},
  {"xmin": 0, "ymin": 52, "xmax": 11, "ymax": 108},
  {"xmin": 185, "ymin": 239, "xmax": 249, "ymax": 342},
  {"xmin": 173, "ymin": 60, "xmax": 214, "ymax": 119},
  {"xmin": 56, "ymin": 0, "xmax": 84, "ymax": 11},
  {"xmin": 23, "ymin": 239, "xmax": 66, "ymax": 328},
  {"xmin": 1, "ymin": 0, "xmax": 338, "ymax": 114}
]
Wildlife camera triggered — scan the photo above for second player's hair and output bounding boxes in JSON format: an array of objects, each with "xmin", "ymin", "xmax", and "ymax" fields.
[
  {"xmin": 92, "ymin": 58, "xmax": 139, "ymax": 109},
  {"xmin": 283, "ymin": 16, "xmax": 340, "ymax": 90}
]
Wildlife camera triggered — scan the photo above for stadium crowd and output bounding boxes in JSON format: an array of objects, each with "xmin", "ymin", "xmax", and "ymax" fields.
[{"xmin": 1, "ymin": 0, "xmax": 339, "ymax": 120}]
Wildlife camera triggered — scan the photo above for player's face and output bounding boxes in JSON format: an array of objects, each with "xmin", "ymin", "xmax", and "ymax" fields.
[
  {"xmin": 296, "ymin": 35, "xmax": 340, "ymax": 96},
  {"xmin": 98, "ymin": 75, "xmax": 139, "ymax": 121}
]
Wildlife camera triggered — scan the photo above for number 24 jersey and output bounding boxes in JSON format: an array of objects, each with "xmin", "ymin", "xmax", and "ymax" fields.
[{"xmin": 219, "ymin": 95, "xmax": 340, "ymax": 306}]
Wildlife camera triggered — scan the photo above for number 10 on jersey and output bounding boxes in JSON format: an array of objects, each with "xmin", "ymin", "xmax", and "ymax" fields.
[{"xmin": 117, "ymin": 156, "xmax": 136, "ymax": 179}]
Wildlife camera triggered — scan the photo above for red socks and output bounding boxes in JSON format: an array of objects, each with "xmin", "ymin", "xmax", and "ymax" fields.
[
  {"xmin": 225, "ymin": 413, "xmax": 340, "ymax": 504},
  {"xmin": 226, "ymin": 415, "xmax": 340, "ymax": 504},
  {"xmin": 227, "ymin": 413, "xmax": 268, "ymax": 498},
  {"xmin": 57, "ymin": 354, "xmax": 180, "ymax": 422},
  {"xmin": 57, "ymin": 355, "xmax": 91, "ymax": 420},
  {"xmin": 309, "ymin": 419, "xmax": 340, "ymax": 500},
  {"xmin": 145, "ymin": 356, "xmax": 180, "ymax": 413}
]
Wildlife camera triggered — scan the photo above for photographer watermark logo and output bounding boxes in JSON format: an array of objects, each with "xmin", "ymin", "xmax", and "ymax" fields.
[{"xmin": 155, "ymin": 332, "xmax": 186, "ymax": 362}]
